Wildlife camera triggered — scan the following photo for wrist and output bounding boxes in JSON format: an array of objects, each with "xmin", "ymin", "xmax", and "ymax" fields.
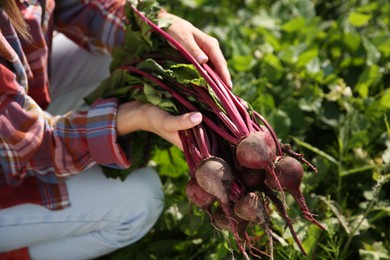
[{"xmin": 116, "ymin": 101, "xmax": 149, "ymax": 136}]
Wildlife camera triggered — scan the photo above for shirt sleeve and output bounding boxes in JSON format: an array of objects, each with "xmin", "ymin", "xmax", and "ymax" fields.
[
  {"xmin": 0, "ymin": 63, "xmax": 130, "ymax": 186},
  {"xmin": 53, "ymin": 0, "xmax": 126, "ymax": 54}
]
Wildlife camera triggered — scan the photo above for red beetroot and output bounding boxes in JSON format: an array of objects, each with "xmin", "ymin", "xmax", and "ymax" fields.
[
  {"xmin": 195, "ymin": 157, "xmax": 233, "ymax": 205},
  {"xmin": 236, "ymin": 131, "xmax": 286, "ymax": 206},
  {"xmin": 266, "ymin": 156, "xmax": 326, "ymax": 230},
  {"xmin": 266, "ymin": 156, "xmax": 303, "ymax": 193},
  {"xmin": 240, "ymin": 169, "xmax": 265, "ymax": 191},
  {"xmin": 236, "ymin": 131, "xmax": 277, "ymax": 170},
  {"xmin": 213, "ymin": 206, "xmax": 248, "ymax": 235},
  {"xmin": 186, "ymin": 178, "xmax": 216, "ymax": 210},
  {"xmin": 194, "ymin": 157, "xmax": 253, "ymax": 259},
  {"xmin": 234, "ymin": 192, "xmax": 264, "ymax": 224}
]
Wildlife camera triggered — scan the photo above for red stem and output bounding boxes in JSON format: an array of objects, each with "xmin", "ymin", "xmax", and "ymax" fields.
[
  {"xmin": 131, "ymin": 6, "xmax": 249, "ymax": 136},
  {"xmin": 261, "ymin": 185, "xmax": 307, "ymax": 256},
  {"xmin": 203, "ymin": 64, "xmax": 254, "ymax": 133},
  {"xmin": 194, "ymin": 85, "xmax": 242, "ymax": 138},
  {"xmin": 192, "ymin": 125, "xmax": 211, "ymax": 159},
  {"xmin": 179, "ymin": 130, "xmax": 197, "ymax": 174},
  {"xmin": 121, "ymin": 66, "xmax": 239, "ymax": 144}
]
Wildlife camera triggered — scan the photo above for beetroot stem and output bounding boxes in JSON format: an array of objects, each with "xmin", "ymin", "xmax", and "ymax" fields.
[
  {"xmin": 291, "ymin": 191, "xmax": 327, "ymax": 230},
  {"xmin": 121, "ymin": 66, "xmax": 239, "ymax": 144},
  {"xmin": 261, "ymin": 185, "xmax": 307, "ymax": 255},
  {"xmin": 179, "ymin": 131, "xmax": 197, "ymax": 174},
  {"xmin": 131, "ymin": 6, "xmax": 249, "ymax": 136},
  {"xmin": 192, "ymin": 126, "xmax": 211, "ymax": 159},
  {"xmin": 258, "ymin": 194, "xmax": 274, "ymax": 260},
  {"xmin": 195, "ymin": 85, "xmax": 242, "ymax": 138},
  {"xmin": 203, "ymin": 64, "xmax": 254, "ymax": 133},
  {"xmin": 220, "ymin": 204, "xmax": 251, "ymax": 260},
  {"xmin": 281, "ymin": 144, "xmax": 318, "ymax": 173},
  {"xmin": 201, "ymin": 65, "xmax": 249, "ymax": 136}
]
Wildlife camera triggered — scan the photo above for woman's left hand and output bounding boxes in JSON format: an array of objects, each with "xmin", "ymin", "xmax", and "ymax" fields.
[
  {"xmin": 158, "ymin": 11, "xmax": 232, "ymax": 89},
  {"xmin": 116, "ymin": 101, "xmax": 203, "ymax": 150}
]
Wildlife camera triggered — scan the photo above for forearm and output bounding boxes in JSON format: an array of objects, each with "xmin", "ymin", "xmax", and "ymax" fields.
[
  {"xmin": 0, "ymin": 68, "xmax": 130, "ymax": 183},
  {"xmin": 46, "ymin": 98, "xmax": 130, "ymax": 175},
  {"xmin": 54, "ymin": 0, "xmax": 126, "ymax": 53}
]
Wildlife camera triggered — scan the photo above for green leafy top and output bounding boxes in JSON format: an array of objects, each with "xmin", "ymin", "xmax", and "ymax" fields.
[{"xmin": 83, "ymin": 0, "xmax": 218, "ymax": 180}]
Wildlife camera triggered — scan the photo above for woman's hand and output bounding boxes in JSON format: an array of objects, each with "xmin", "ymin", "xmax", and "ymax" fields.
[
  {"xmin": 158, "ymin": 11, "xmax": 232, "ymax": 89},
  {"xmin": 116, "ymin": 11, "xmax": 231, "ymax": 149},
  {"xmin": 116, "ymin": 101, "xmax": 202, "ymax": 150}
]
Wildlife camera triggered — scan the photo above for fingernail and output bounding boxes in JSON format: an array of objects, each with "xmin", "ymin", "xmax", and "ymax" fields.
[
  {"xmin": 190, "ymin": 112, "xmax": 202, "ymax": 124},
  {"xmin": 196, "ymin": 54, "xmax": 208, "ymax": 63},
  {"xmin": 228, "ymin": 80, "xmax": 233, "ymax": 88}
]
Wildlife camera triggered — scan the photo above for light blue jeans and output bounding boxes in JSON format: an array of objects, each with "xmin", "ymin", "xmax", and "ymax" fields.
[{"xmin": 0, "ymin": 34, "xmax": 165, "ymax": 259}]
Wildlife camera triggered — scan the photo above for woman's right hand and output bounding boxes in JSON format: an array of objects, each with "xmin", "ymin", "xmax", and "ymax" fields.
[
  {"xmin": 116, "ymin": 101, "xmax": 202, "ymax": 150},
  {"xmin": 158, "ymin": 11, "xmax": 232, "ymax": 89}
]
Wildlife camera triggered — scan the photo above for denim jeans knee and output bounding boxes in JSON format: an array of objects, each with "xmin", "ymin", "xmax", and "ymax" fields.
[
  {"xmin": 94, "ymin": 167, "xmax": 165, "ymax": 248},
  {"xmin": 0, "ymin": 166, "xmax": 165, "ymax": 259}
]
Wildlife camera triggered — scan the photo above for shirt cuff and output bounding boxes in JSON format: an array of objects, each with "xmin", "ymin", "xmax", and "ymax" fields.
[{"xmin": 86, "ymin": 98, "xmax": 130, "ymax": 169}]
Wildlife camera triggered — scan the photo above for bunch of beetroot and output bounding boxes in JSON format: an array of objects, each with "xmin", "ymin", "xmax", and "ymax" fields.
[{"xmin": 86, "ymin": 1, "xmax": 326, "ymax": 259}]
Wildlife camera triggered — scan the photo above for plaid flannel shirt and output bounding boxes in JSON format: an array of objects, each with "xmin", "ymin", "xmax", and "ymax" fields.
[{"xmin": 0, "ymin": 0, "xmax": 131, "ymax": 210}]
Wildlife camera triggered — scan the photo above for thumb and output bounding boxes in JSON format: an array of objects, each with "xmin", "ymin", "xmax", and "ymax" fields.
[
  {"xmin": 169, "ymin": 112, "xmax": 203, "ymax": 132},
  {"xmin": 160, "ymin": 112, "xmax": 203, "ymax": 151}
]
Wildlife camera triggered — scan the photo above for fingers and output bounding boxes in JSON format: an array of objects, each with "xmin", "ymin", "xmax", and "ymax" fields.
[
  {"xmin": 163, "ymin": 112, "xmax": 203, "ymax": 132},
  {"xmin": 157, "ymin": 111, "xmax": 203, "ymax": 150},
  {"xmin": 160, "ymin": 12, "xmax": 232, "ymax": 89},
  {"xmin": 171, "ymin": 30, "xmax": 210, "ymax": 65},
  {"xmin": 183, "ymin": 28, "xmax": 232, "ymax": 89},
  {"xmin": 141, "ymin": 105, "xmax": 203, "ymax": 150},
  {"xmin": 193, "ymin": 30, "xmax": 232, "ymax": 89}
]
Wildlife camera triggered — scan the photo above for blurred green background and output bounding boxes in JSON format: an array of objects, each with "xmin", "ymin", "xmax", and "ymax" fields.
[{"xmin": 101, "ymin": 0, "xmax": 390, "ymax": 259}]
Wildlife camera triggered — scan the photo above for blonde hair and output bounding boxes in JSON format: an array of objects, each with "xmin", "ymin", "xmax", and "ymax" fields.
[{"xmin": 0, "ymin": 0, "xmax": 31, "ymax": 41}]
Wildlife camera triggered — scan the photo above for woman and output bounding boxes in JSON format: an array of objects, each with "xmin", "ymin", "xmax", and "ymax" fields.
[{"xmin": 0, "ymin": 0, "xmax": 231, "ymax": 259}]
